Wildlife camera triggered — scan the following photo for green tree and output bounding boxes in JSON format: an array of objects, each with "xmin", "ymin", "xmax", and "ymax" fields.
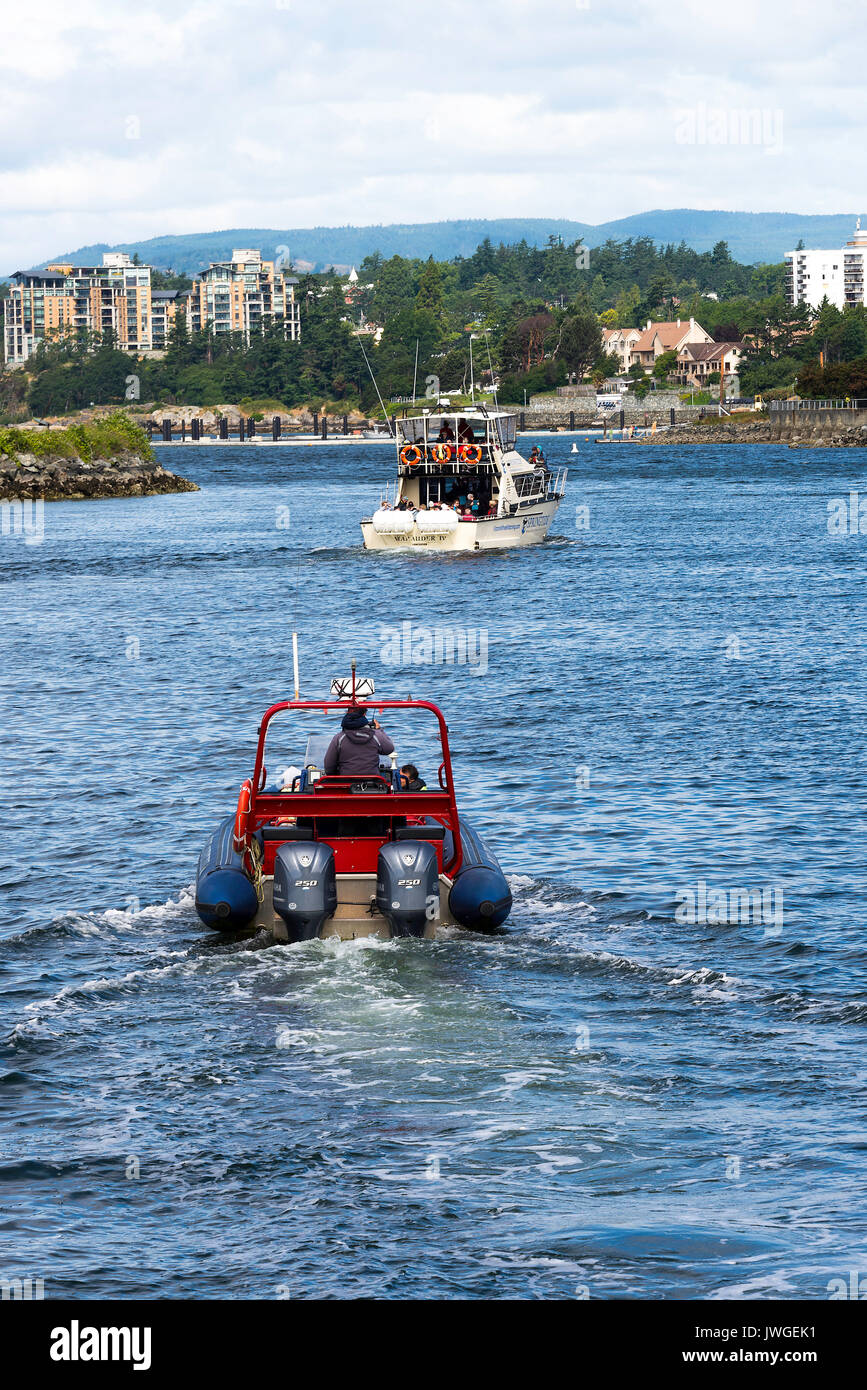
[
  {"xmin": 557, "ymin": 310, "xmax": 602, "ymax": 381},
  {"xmin": 593, "ymin": 350, "xmax": 622, "ymax": 378},
  {"xmin": 371, "ymin": 256, "xmax": 417, "ymax": 324},
  {"xmin": 415, "ymin": 257, "xmax": 444, "ymax": 327},
  {"xmin": 500, "ymin": 311, "xmax": 555, "ymax": 372},
  {"xmin": 374, "ymin": 308, "xmax": 440, "ymax": 398},
  {"xmin": 614, "ymin": 284, "xmax": 642, "ymax": 324},
  {"xmin": 652, "ymin": 348, "xmax": 679, "ymax": 381}
]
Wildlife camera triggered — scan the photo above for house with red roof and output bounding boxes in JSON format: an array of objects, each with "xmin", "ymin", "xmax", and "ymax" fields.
[
  {"xmin": 676, "ymin": 340, "xmax": 745, "ymax": 387},
  {"xmin": 630, "ymin": 318, "xmax": 713, "ymax": 370},
  {"xmin": 602, "ymin": 318, "xmax": 714, "ymax": 375}
]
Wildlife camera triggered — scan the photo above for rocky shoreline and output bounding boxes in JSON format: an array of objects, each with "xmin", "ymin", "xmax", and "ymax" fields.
[
  {"xmin": 0, "ymin": 450, "xmax": 198, "ymax": 501},
  {"xmin": 638, "ymin": 417, "xmax": 867, "ymax": 447},
  {"xmin": 638, "ymin": 420, "xmax": 773, "ymax": 445}
]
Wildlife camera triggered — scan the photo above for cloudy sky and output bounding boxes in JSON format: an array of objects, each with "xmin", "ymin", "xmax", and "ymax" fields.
[{"xmin": 0, "ymin": 0, "xmax": 864, "ymax": 271}]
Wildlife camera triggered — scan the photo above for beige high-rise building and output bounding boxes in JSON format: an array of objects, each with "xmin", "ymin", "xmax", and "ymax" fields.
[
  {"xmin": 3, "ymin": 245, "xmax": 302, "ymax": 366},
  {"xmin": 3, "ymin": 252, "xmax": 154, "ymax": 365},
  {"xmin": 188, "ymin": 249, "xmax": 301, "ymax": 342}
]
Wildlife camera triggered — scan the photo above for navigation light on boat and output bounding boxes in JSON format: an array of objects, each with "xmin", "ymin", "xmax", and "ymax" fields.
[{"xmin": 330, "ymin": 676, "xmax": 375, "ymax": 699}]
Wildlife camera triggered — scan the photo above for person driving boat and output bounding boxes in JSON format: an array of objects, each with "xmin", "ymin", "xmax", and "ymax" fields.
[{"xmin": 323, "ymin": 707, "xmax": 395, "ymax": 776}]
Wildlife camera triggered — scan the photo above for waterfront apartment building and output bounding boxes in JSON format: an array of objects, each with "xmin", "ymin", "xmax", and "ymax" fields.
[
  {"xmin": 187, "ymin": 249, "xmax": 300, "ymax": 343},
  {"xmin": 150, "ymin": 289, "xmax": 180, "ymax": 350},
  {"xmin": 3, "ymin": 253, "xmax": 153, "ymax": 365},
  {"xmin": 785, "ymin": 221, "xmax": 867, "ymax": 311},
  {"xmin": 3, "ymin": 246, "xmax": 303, "ymax": 366}
]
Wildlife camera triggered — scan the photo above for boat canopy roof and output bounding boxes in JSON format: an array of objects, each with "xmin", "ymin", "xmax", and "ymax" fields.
[{"xmin": 396, "ymin": 406, "xmax": 517, "ymax": 449}]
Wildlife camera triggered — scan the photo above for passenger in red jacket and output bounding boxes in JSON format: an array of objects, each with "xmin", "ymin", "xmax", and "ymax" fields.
[{"xmin": 323, "ymin": 707, "xmax": 395, "ymax": 776}]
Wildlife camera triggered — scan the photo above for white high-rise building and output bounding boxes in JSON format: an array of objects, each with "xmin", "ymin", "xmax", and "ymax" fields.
[{"xmin": 785, "ymin": 221, "xmax": 867, "ymax": 310}]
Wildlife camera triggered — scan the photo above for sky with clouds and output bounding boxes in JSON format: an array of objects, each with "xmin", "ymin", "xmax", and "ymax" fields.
[{"xmin": 0, "ymin": 0, "xmax": 865, "ymax": 271}]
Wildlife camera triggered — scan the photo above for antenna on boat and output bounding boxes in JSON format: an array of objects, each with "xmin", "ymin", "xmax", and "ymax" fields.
[
  {"xmin": 291, "ymin": 549, "xmax": 302, "ymax": 700},
  {"xmin": 485, "ymin": 332, "xmax": 498, "ymax": 407},
  {"xmin": 411, "ymin": 338, "xmax": 419, "ymax": 404},
  {"xmin": 469, "ymin": 334, "xmax": 475, "ymax": 404},
  {"xmin": 484, "ymin": 332, "xmax": 505, "ymax": 451},
  {"xmin": 358, "ymin": 337, "xmax": 393, "ymax": 437},
  {"xmin": 350, "ymin": 658, "xmax": 357, "ymax": 703}
]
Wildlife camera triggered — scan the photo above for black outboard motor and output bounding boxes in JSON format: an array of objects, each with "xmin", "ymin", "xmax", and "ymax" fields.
[
  {"xmin": 376, "ymin": 840, "xmax": 439, "ymax": 937},
  {"xmin": 273, "ymin": 841, "xmax": 337, "ymax": 941}
]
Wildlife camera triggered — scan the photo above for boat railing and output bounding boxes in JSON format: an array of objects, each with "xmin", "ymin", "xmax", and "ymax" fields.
[
  {"xmin": 549, "ymin": 466, "xmax": 568, "ymax": 498},
  {"xmin": 397, "ymin": 444, "xmax": 500, "ymax": 475},
  {"xmin": 512, "ymin": 466, "xmax": 567, "ymax": 502},
  {"xmin": 513, "ymin": 472, "xmax": 548, "ymax": 500}
]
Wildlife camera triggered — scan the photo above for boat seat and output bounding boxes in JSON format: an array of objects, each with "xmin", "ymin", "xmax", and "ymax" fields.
[
  {"xmin": 317, "ymin": 816, "xmax": 393, "ymax": 838},
  {"xmin": 394, "ymin": 825, "xmax": 445, "ymax": 842},
  {"xmin": 262, "ymin": 824, "xmax": 314, "ymax": 842}
]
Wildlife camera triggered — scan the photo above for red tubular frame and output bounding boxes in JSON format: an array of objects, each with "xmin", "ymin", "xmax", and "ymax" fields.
[{"xmin": 247, "ymin": 698, "xmax": 464, "ymax": 876}]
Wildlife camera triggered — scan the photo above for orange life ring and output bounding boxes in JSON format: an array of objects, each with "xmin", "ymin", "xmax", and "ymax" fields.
[
  {"xmin": 432, "ymin": 443, "xmax": 453, "ymax": 463},
  {"xmin": 233, "ymin": 778, "xmax": 253, "ymax": 853},
  {"xmin": 400, "ymin": 444, "xmax": 422, "ymax": 468},
  {"xmin": 459, "ymin": 443, "xmax": 482, "ymax": 463}
]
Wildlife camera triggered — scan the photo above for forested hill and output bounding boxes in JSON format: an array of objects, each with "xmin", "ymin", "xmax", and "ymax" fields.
[{"xmin": 30, "ymin": 210, "xmax": 862, "ymax": 276}]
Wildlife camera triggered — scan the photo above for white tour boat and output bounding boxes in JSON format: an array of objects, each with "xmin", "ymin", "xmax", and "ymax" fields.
[{"xmin": 360, "ymin": 404, "xmax": 566, "ymax": 551}]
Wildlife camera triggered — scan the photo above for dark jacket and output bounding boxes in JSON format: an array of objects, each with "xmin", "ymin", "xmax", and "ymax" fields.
[{"xmin": 323, "ymin": 725, "xmax": 395, "ymax": 776}]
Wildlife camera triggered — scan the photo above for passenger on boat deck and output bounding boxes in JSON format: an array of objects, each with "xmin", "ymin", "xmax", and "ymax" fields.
[
  {"xmin": 323, "ymin": 707, "xmax": 395, "ymax": 777},
  {"xmin": 400, "ymin": 763, "xmax": 427, "ymax": 791},
  {"xmin": 457, "ymin": 418, "xmax": 474, "ymax": 443},
  {"xmin": 466, "ymin": 492, "xmax": 479, "ymax": 514},
  {"xmin": 437, "ymin": 420, "xmax": 455, "ymax": 442}
]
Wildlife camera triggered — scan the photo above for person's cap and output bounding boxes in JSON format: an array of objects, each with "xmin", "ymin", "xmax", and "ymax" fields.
[{"xmin": 341, "ymin": 707, "xmax": 369, "ymax": 730}]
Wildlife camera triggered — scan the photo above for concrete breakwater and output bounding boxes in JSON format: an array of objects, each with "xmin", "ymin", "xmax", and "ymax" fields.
[
  {"xmin": 769, "ymin": 407, "xmax": 867, "ymax": 448},
  {"xmin": 0, "ymin": 450, "xmax": 198, "ymax": 501}
]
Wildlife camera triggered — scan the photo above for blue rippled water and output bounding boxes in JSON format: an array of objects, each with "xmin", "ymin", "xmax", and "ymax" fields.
[{"xmin": 2, "ymin": 439, "xmax": 866, "ymax": 1300}]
